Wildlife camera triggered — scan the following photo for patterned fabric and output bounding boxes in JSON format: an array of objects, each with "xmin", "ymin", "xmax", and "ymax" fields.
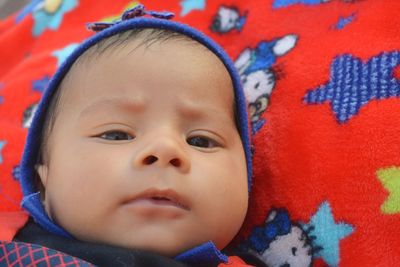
[
  {"xmin": 0, "ymin": 240, "xmax": 93, "ymax": 266},
  {"xmin": 217, "ymin": 256, "xmax": 253, "ymax": 267},
  {"xmin": 0, "ymin": 1, "xmax": 399, "ymax": 266}
]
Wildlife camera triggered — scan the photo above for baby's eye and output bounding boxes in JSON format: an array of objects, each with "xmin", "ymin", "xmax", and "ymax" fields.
[
  {"xmin": 187, "ymin": 136, "xmax": 219, "ymax": 149},
  {"xmin": 99, "ymin": 131, "xmax": 134, "ymax": 141}
]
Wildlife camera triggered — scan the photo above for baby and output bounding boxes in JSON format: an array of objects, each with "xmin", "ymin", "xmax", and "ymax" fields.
[{"xmin": 16, "ymin": 5, "xmax": 253, "ymax": 267}]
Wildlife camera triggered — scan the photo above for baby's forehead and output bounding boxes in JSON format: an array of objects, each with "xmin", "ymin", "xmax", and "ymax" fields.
[
  {"xmin": 59, "ymin": 28, "xmax": 213, "ymax": 92},
  {"xmin": 74, "ymin": 28, "xmax": 208, "ymax": 66},
  {"xmin": 60, "ymin": 28, "xmax": 230, "ymax": 97},
  {"xmin": 58, "ymin": 29, "xmax": 233, "ymax": 107}
]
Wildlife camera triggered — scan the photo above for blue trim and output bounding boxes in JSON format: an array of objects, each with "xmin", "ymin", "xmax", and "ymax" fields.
[
  {"xmin": 21, "ymin": 192, "xmax": 72, "ymax": 238},
  {"xmin": 175, "ymin": 241, "xmax": 228, "ymax": 265}
]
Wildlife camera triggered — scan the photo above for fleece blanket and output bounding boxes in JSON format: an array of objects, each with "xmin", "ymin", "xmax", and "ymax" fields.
[{"xmin": 0, "ymin": 0, "xmax": 399, "ymax": 266}]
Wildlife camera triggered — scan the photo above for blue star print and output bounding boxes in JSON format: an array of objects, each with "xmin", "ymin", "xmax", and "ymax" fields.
[
  {"xmin": 180, "ymin": 0, "xmax": 206, "ymax": 16},
  {"xmin": 304, "ymin": 201, "xmax": 353, "ymax": 266},
  {"xmin": 273, "ymin": 0, "xmax": 327, "ymax": 9},
  {"xmin": 52, "ymin": 43, "xmax": 79, "ymax": 67},
  {"xmin": 32, "ymin": 0, "xmax": 79, "ymax": 37},
  {"xmin": 0, "ymin": 141, "xmax": 6, "ymax": 164},
  {"xmin": 304, "ymin": 51, "xmax": 400, "ymax": 123},
  {"xmin": 32, "ymin": 75, "xmax": 50, "ymax": 93},
  {"xmin": 335, "ymin": 13, "xmax": 356, "ymax": 30}
]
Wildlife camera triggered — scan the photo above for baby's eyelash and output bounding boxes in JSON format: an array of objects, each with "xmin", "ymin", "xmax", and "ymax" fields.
[
  {"xmin": 97, "ymin": 131, "xmax": 134, "ymax": 141},
  {"xmin": 186, "ymin": 136, "xmax": 220, "ymax": 149}
]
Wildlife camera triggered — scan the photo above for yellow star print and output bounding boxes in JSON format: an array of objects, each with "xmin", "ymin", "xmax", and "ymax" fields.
[
  {"xmin": 377, "ymin": 167, "xmax": 400, "ymax": 214},
  {"xmin": 44, "ymin": 0, "xmax": 62, "ymax": 14}
]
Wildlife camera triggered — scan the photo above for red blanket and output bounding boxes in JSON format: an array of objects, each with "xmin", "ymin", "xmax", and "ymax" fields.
[{"xmin": 1, "ymin": 1, "xmax": 399, "ymax": 266}]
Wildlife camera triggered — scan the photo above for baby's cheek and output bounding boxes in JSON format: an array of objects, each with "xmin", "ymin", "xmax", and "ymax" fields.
[
  {"xmin": 204, "ymin": 193, "xmax": 247, "ymax": 249},
  {"xmin": 195, "ymin": 171, "xmax": 248, "ymax": 249}
]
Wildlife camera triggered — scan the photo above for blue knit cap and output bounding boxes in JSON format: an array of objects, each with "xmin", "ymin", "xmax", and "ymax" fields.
[{"xmin": 19, "ymin": 4, "xmax": 252, "ymax": 238}]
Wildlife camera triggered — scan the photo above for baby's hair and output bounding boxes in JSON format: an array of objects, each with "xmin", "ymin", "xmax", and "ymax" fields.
[{"xmin": 36, "ymin": 28, "xmax": 239, "ymax": 167}]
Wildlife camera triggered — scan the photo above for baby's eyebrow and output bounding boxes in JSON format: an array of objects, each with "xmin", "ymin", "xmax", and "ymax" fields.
[
  {"xmin": 176, "ymin": 102, "xmax": 235, "ymax": 129},
  {"xmin": 175, "ymin": 100, "xmax": 228, "ymax": 121},
  {"xmin": 176, "ymin": 102, "xmax": 204, "ymax": 119},
  {"xmin": 79, "ymin": 97, "xmax": 146, "ymax": 118}
]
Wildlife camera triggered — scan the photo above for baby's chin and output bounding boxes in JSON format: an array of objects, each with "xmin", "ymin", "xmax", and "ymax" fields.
[
  {"xmin": 74, "ymin": 229, "xmax": 217, "ymax": 258},
  {"xmin": 102, "ymin": 226, "xmax": 236, "ymax": 257},
  {"xmin": 120, "ymin": 240, "xmax": 197, "ymax": 257}
]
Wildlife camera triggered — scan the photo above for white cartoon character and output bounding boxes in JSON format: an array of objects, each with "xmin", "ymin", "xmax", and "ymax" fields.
[
  {"xmin": 235, "ymin": 34, "xmax": 297, "ymax": 134},
  {"xmin": 242, "ymin": 70, "xmax": 274, "ymax": 123},
  {"xmin": 211, "ymin": 6, "xmax": 247, "ymax": 33},
  {"xmin": 23, "ymin": 103, "xmax": 38, "ymax": 128},
  {"xmin": 243, "ymin": 209, "xmax": 314, "ymax": 267},
  {"xmin": 260, "ymin": 225, "xmax": 313, "ymax": 267}
]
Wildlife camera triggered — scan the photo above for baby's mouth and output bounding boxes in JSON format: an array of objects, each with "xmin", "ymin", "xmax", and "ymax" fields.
[
  {"xmin": 123, "ymin": 189, "xmax": 190, "ymax": 211},
  {"xmin": 147, "ymin": 196, "xmax": 188, "ymax": 210}
]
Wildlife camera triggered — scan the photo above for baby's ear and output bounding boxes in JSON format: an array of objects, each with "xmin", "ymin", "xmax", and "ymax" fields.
[{"xmin": 35, "ymin": 164, "xmax": 49, "ymax": 188}]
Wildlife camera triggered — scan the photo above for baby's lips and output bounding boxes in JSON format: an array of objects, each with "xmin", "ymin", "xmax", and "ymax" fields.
[{"xmin": 122, "ymin": 188, "xmax": 191, "ymax": 211}]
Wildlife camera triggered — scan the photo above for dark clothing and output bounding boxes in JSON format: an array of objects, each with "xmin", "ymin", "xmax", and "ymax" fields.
[
  {"xmin": 14, "ymin": 220, "xmax": 188, "ymax": 267},
  {"xmin": 12, "ymin": 220, "xmax": 267, "ymax": 267}
]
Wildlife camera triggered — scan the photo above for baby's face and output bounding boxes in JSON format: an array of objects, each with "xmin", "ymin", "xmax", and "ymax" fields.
[{"xmin": 37, "ymin": 37, "xmax": 248, "ymax": 256}]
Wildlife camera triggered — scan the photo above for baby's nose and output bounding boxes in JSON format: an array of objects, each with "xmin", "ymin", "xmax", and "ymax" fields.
[
  {"xmin": 141, "ymin": 155, "xmax": 182, "ymax": 168},
  {"xmin": 133, "ymin": 135, "xmax": 190, "ymax": 173}
]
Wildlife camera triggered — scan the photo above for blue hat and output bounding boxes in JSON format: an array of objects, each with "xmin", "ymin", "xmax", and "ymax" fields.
[{"xmin": 19, "ymin": 4, "xmax": 252, "ymax": 238}]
